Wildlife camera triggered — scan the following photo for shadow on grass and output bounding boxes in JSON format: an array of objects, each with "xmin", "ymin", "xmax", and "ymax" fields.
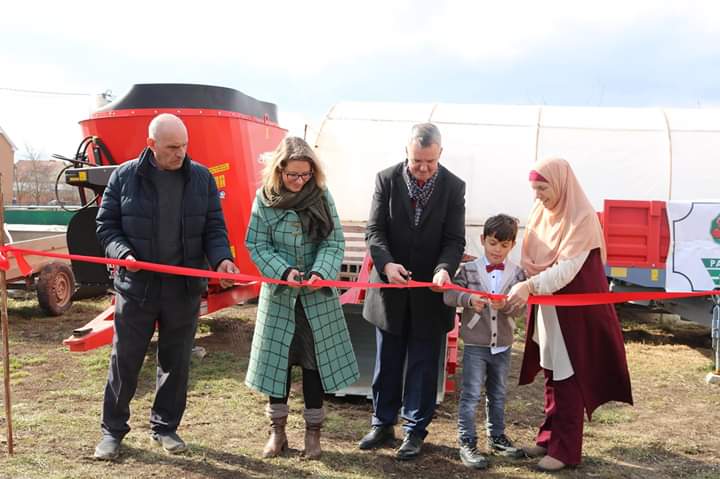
[
  {"xmin": 8, "ymin": 298, "xmax": 112, "ymax": 348},
  {"xmin": 66, "ymin": 436, "xmax": 720, "ymax": 479},
  {"xmin": 130, "ymin": 340, "xmax": 248, "ymax": 397},
  {"xmin": 618, "ymin": 305, "xmax": 713, "ymax": 350},
  {"xmin": 317, "ymin": 443, "xmax": 548, "ymax": 478},
  {"xmin": 195, "ymin": 317, "xmax": 255, "ymax": 356},
  {"xmin": 621, "ymin": 326, "xmax": 712, "ymax": 350},
  {"xmin": 117, "ymin": 443, "xmax": 314, "ymax": 479},
  {"xmin": 578, "ymin": 443, "xmax": 720, "ymax": 479},
  {"xmin": 8, "ymin": 302, "xmax": 49, "ymax": 320}
]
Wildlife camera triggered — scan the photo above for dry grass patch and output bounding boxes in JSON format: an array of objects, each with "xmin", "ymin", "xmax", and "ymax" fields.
[{"xmin": 0, "ymin": 301, "xmax": 718, "ymax": 478}]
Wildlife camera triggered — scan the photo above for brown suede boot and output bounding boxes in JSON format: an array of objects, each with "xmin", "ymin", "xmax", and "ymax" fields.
[
  {"xmin": 262, "ymin": 403, "xmax": 289, "ymax": 458},
  {"xmin": 303, "ymin": 407, "xmax": 325, "ymax": 459}
]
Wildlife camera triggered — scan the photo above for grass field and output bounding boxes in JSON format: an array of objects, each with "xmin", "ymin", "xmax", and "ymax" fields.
[{"xmin": 0, "ymin": 295, "xmax": 718, "ymax": 478}]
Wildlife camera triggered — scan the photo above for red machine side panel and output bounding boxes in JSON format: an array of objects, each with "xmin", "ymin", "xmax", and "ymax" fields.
[
  {"xmin": 602, "ymin": 199, "xmax": 669, "ymax": 268},
  {"xmin": 79, "ymin": 108, "xmax": 286, "ymax": 277}
]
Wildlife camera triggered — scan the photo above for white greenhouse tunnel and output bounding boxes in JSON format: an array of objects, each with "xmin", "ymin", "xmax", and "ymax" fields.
[{"xmin": 312, "ymin": 103, "xmax": 720, "ymax": 259}]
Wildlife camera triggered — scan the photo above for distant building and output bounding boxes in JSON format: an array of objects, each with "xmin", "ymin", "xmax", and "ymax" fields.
[
  {"xmin": 0, "ymin": 126, "xmax": 16, "ymax": 204},
  {"xmin": 13, "ymin": 159, "xmax": 76, "ymax": 205}
]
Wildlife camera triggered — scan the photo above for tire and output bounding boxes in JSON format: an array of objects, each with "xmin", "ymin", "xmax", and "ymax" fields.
[{"xmin": 37, "ymin": 262, "xmax": 76, "ymax": 316}]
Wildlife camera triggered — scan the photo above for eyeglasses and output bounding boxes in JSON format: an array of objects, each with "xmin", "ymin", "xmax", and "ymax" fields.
[{"xmin": 283, "ymin": 170, "xmax": 313, "ymax": 181}]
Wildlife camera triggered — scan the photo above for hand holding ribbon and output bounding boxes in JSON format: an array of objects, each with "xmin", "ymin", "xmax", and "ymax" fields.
[
  {"xmin": 216, "ymin": 259, "xmax": 240, "ymax": 289},
  {"xmin": 430, "ymin": 268, "xmax": 451, "ymax": 293},
  {"xmin": 304, "ymin": 273, "xmax": 324, "ymax": 291}
]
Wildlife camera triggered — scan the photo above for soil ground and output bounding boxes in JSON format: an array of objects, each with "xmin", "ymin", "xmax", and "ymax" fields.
[{"xmin": 0, "ymin": 296, "xmax": 718, "ymax": 478}]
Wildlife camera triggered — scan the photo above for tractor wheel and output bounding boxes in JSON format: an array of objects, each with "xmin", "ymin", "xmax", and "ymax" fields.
[{"xmin": 37, "ymin": 262, "xmax": 76, "ymax": 316}]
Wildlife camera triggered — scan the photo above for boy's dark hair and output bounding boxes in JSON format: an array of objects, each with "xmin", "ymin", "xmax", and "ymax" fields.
[{"xmin": 483, "ymin": 214, "xmax": 519, "ymax": 242}]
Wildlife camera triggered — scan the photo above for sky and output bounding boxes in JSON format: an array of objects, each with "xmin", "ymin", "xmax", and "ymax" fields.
[{"xmin": 2, "ymin": 0, "xmax": 720, "ymax": 157}]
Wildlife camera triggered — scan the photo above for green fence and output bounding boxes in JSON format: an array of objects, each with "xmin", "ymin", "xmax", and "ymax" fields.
[{"xmin": 4, "ymin": 207, "xmax": 75, "ymax": 226}]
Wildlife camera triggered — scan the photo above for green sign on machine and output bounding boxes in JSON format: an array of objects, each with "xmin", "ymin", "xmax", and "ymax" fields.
[{"xmin": 702, "ymin": 258, "xmax": 720, "ymax": 287}]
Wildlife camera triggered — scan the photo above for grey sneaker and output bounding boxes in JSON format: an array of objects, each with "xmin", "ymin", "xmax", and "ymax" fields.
[
  {"xmin": 459, "ymin": 441, "xmax": 489, "ymax": 469},
  {"xmin": 487, "ymin": 434, "xmax": 524, "ymax": 458},
  {"xmin": 151, "ymin": 431, "xmax": 187, "ymax": 454},
  {"xmin": 94, "ymin": 435, "xmax": 121, "ymax": 460}
]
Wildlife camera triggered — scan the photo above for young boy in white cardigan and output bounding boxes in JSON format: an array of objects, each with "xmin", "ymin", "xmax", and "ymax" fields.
[{"xmin": 444, "ymin": 214, "xmax": 525, "ymax": 470}]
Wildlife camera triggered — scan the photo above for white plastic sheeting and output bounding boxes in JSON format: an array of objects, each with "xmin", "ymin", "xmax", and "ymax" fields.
[
  {"xmin": 664, "ymin": 109, "xmax": 720, "ymax": 201},
  {"xmin": 313, "ymin": 102, "xmax": 720, "ymax": 258}
]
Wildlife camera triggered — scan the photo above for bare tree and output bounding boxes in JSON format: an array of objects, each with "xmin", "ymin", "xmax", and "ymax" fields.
[
  {"xmin": 13, "ymin": 144, "xmax": 61, "ymax": 205},
  {"xmin": 25, "ymin": 144, "xmax": 44, "ymax": 204},
  {"xmin": 12, "ymin": 144, "xmax": 40, "ymax": 203}
]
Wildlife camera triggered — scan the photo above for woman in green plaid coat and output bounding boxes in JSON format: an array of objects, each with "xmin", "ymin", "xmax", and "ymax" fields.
[{"xmin": 245, "ymin": 137, "xmax": 359, "ymax": 460}]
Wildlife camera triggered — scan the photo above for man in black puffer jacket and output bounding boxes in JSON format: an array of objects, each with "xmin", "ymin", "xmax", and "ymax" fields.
[{"xmin": 93, "ymin": 113, "xmax": 239, "ymax": 460}]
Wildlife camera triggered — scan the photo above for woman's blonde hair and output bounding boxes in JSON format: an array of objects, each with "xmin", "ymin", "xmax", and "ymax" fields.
[{"xmin": 262, "ymin": 136, "xmax": 327, "ymax": 195}]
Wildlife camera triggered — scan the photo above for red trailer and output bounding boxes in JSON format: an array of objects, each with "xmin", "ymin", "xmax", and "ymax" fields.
[{"xmin": 600, "ymin": 199, "xmax": 719, "ymax": 377}]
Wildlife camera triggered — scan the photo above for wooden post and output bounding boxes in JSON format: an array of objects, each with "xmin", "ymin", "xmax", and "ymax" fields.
[{"xmin": 0, "ymin": 172, "xmax": 14, "ymax": 454}]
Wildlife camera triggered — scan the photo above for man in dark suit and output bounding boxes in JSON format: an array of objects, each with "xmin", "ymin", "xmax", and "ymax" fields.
[{"xmin": 359, "ymin": 123, "xmax": 466, "ymax": 460}]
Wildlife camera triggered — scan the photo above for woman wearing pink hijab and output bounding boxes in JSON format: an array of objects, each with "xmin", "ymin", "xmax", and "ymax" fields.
[{"xmin": 506, "ymin": 157, "xmax": 632, "ymax": 472}]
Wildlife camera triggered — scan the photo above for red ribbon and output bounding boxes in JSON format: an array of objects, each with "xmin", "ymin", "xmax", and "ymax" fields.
[
  {"xmin": 0, "ymin": 245, "xmax": 716, "ymax": 306},
  {"xmin": 0, "ymin": 251, "xmax": 9, "ymax": 271}
]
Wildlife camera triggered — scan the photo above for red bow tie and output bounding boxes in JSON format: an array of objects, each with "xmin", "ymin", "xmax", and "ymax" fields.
[{"xmin": 486, "ymin": 263, "xmax": 505, "ymax": 273}]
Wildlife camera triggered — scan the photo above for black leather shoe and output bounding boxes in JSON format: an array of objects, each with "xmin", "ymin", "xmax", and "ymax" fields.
[
  {"xmin": 358, "ymin": 425, "xmax": 395, "ymax": 450},
  {"xmin": 396, "ymin": 432, "xmax": 424, "ymax": 460},
  {"xmin": 459, "ymin": 441, "xmax": 489, "ymax": 469}
]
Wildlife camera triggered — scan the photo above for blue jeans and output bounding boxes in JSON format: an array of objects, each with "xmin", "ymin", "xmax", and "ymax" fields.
[
  {"xmin": 457, "ymin": 345, "xmax": 512, "ymax": 443},
  {"xmin": 371, "ymin": 327, "xmax": 443, "ymax": 439}
]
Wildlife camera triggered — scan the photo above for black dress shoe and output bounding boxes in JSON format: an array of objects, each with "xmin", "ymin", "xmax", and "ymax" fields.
[
  {"xmin": 396, "ymin": 432, "xmax": 424, "ymax": 460},
  {"xmin": 358, "ymin": 425, "xmax": 395, "ymax": 450}
]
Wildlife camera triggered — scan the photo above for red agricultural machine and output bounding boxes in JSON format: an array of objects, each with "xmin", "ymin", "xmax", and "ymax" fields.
[{"xmin": 60, "ymin": 84, "xmax": 286, "ymax": 350}]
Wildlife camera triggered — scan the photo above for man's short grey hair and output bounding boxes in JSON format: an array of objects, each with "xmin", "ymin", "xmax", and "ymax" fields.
[
  {"xmin": 148, "ymin": 113, "xmax": 186, "ymax": 140},
  {"xmin": 408, "ymin": 122, "xmax": 442, "ymax": 148}
]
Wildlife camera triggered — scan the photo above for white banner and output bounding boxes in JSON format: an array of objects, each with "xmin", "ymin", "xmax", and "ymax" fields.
[{"xmin": 666, "ymin": 201, "xmax": 720, "ymax": 292}]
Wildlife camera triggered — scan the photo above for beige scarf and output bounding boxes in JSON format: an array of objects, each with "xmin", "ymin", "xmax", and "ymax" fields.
[{"xmin": 521, "ymin": 157, "xmax": 606, "ymax": 276}]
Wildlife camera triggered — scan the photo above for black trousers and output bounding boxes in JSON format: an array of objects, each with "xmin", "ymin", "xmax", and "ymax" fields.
[
  {"xmin": 269, "ymin": 367, "xmax": 324, "ymax": 409},
  {"xmin": 101, "ymin": 282, "xmax": 199, "ymax": 438}
]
